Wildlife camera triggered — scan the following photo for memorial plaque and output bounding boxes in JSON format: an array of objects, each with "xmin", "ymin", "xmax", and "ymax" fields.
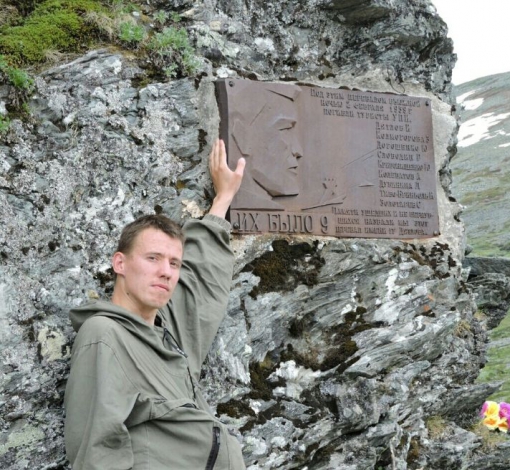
[{"xmin": 216, "ymin": 79, "xmax": 440, "ymax": 238}]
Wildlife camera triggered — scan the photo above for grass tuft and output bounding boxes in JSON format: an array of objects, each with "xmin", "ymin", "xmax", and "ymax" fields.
[{"xmin": 476, "ymin": 309, "xmax": 510, "ymax": 402}]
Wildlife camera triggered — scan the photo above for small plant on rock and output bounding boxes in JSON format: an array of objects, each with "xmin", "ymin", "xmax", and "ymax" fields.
[
  {"xmin": 0, "ymin": 115, "xmax": 11, "ymax": 134},
  {"xmin": 5, "ymin": 66, "xmax": 34, "ymax": 91},
  {"xmin": 0, "ymin": 55, "xmax": 35, "ymax": 111},
  {"xmin": 147, "ymin": 26, "xmax": 199, "ymax": 77},
  {"xmin": 118, "ymin": 20, "xmax": 146, "ymax": 46},
  {"xmin": 170, "ymin": 12, "xmax": 181, "ymax": 23},
  {"xmin": 153, "ymin": 10, "xmax": 168, "ymax": 26},
  {"xmin": 0, "ymin": 56, "xmax": 32, "ymax": 88}
]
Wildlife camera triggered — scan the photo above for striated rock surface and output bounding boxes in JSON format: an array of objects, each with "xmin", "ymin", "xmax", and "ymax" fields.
[
  {"xmin": 465, "ymin": 256, "xmax": 510, "ymax": 279},
  {"xmin": 0, "ymin": 1, "xmax": 507, "ymax": 469}
]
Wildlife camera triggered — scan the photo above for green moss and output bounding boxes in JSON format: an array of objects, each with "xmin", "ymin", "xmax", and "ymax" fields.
[
  {"xmin": 243, "ymin": 239, "xmax": 324, "ymax": 298},
  {"xmin": 319, "ymin": 308, "xmax": 373, "ymax": 372},
  {"xmin": 216, "ymin": 400, "xmax": 256, "ymax": 419},
  {"xmin": 247, "ymin": 355, "xmax": 279, "ymax": 401},
  {"xmin": 308, "ymin": 441, "xmax": 340, "ymax": 465},
  {"xmin": 0, "ymin": 0, "xmax": 200, "ymax": 79},
  {"xmin": 240, "ymin": 401, "xmax": 285, "ymax": 434},
  {"xmin": 4, "ymin": 0, "xmax": 40, "ymax": 18},
  {"xmin": 406, "ymin": 437, "xmax": 421, "ymax": 464},
  {"xmin": 289, "ymin": 317, "xmax": 306, "ymax": 338},
  {"xmin": 285, "ymin": 308, "xmax": 376, "ymax": 373},
  {"xmin": 393, "ymin": 242, "xmax": 453, "ymax": 280},
  {"xmin": 280, "ymin": 343, "xmax": 320, "ymax": 370},
  {"xmin": 426, "ymin": 415, "xmax": 447, "ymax": 439},
  {"xmin": 0, "ymin": 0, "xmax": 107, "ymax": 66}
]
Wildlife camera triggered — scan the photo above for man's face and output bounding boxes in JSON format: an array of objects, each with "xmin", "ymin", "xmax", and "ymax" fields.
[
  {"xmin": 113, "ymin": 228, "xmax": 183, "ymax": 318},
  {"xmin": 251, "ymin": 102, "xmax": 304, "ymax": 197}
]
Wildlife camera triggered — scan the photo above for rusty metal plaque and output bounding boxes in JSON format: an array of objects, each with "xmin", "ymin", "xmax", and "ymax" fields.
[{"xmin": 216, "ymin": 79, "xmax": 439, "ymax": 238}]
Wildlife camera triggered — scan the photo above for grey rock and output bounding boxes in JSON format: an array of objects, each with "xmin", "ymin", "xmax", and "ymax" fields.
[
  {"xmin": 469, "ymin": 273, "xmax": 510, "ymax": 328},
  {"xmin": 465, "ymin": 256, "xmax": 510, "ymax": 278}
]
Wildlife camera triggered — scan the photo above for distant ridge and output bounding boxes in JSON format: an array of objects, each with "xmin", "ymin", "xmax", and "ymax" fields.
[{"xmin": 451, "ymin": 71, "xmax": 510, "ymax": 258}]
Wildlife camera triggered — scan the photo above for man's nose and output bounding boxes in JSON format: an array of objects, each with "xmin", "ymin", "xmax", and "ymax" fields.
[
  {"xmin": 159, "ymin": 262, "xmax": 173, "ymax": 279},
  {"xmin": 292, "ymin": 141, "xmax": 303, "ymax": 159}
]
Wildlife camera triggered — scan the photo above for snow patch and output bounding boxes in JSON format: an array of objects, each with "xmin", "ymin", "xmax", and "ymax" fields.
[
  {"xmin": 457, "ymin": 90, "xmax": 483, "ymax": 110},
  {"xmin": 458, "ymin": 112, "xmax": 510, "ymax": 148},
  {"xmin": 463, "ymin": 98, "xmax": 483, "ymax": 111},
  {"xmin": 457, "ymin": 90, "xmax": 476, "ymax": 103}
]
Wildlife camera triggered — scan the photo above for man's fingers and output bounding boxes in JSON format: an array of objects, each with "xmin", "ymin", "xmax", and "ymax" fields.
[
  {"xmin": 219, "ymin": 139, "xmax": 226, "ymax": 160},
  {"xmin": 235, "ymin": 157, "xmax": 246, "ymax": 176},
  {"xmin": 210, "ymin": 139, "xmax": 227, "ymax": 170}
]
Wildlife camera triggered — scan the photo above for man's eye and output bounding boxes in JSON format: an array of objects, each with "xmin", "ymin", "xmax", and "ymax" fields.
[{"xmin": 274, "ymin": 118, "xmax": 296, "ymax": 131}]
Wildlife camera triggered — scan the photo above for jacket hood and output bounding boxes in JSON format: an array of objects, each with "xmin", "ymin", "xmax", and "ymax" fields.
[{"xmin": 70, "ymin": 300, "xmax": 169, "ymax": 353}]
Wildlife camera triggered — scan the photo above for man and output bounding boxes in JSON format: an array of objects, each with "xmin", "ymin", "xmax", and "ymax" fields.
[{"xmin": 64, "ymin": 139, "xmax": 246, "ymax": 470}]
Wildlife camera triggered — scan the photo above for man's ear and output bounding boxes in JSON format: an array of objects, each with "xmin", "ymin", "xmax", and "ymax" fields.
[{"xmin": 112, "ymin": 252, "xmax": 126, "ymax": 277}]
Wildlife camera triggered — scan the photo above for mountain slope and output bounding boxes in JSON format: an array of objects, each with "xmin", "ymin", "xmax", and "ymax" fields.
[{"xmin": 451, "ymin": 72, "xmax": 510, "ymax": 257}]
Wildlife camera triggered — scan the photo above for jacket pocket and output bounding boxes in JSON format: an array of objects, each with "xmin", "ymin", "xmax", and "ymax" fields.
[
  {"xmin": 205, "ymin": 425, "xmax": 221, "ymax": 470},
  {"xmin": 126, "ymin": 394, "xmax": 197, "ymax": 428}
]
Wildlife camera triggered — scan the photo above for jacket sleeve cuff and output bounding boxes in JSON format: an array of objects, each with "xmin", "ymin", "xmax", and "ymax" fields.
[{"xmin": 203, "ymin": 214, "xmax": 232, "ymax": 232}]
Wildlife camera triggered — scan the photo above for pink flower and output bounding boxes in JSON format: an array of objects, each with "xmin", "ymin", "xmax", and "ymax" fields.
[
  {"xmin": 499, "ymin": 402, "xmax": 510, "ymax": 420},
  {"xmin": 480, "ymin": 401, "xmax": 509, "ymax": 433}
]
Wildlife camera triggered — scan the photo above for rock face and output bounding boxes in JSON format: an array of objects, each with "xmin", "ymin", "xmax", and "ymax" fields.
[
  {"xmin": 466, "ymin": 267, "xmax": 510, "ymax": 330},
  {"xmin": 0, "ymin": 1, "xmax": 506, "ymax": 469},
  {"xmin": 465, "ymin": 256, "xmax": 510, "ymax": 279}
]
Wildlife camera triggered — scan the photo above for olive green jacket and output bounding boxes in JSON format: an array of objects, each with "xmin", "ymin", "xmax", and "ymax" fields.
[{"xmin": 64, "ymin": 215, "xmax": 245, "ymax": 470}]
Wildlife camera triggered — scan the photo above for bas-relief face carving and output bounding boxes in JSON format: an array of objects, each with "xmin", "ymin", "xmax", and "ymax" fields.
[
  {"xmin": 251, "ymin": 114, "xmax": 303, "ymax": 197},
  {"xmin": 232, "ymin": 88, "xmax": 304, "ymax": 199}
]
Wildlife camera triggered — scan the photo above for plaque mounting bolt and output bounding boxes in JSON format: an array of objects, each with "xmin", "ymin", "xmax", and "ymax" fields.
[
  {"xmin": 233, "ymin": 222, "xmax": 240, "ymax": 229},
  {"xmin": 433, "ymin": 231, "xmax": 439, "ymax": 236},
  {"xmin": 425, "ymin": 101, "xmax": 430, "ymax": 106},
  {"xmin": 229, "ymin": 81, "xmax": 235, "ymax": 87}
]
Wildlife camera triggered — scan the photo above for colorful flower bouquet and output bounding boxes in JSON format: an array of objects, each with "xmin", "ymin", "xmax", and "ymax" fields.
[{"xmin": 480, "ymin": 401, "xmax": 510, "ymax": 433}]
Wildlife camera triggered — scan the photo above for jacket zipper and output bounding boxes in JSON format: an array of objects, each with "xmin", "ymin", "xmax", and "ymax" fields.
[
  {"xmin": 163, "ymin": 327, "xmax": 188, "ymax": 357},
  {"xmin": 205, "ymin": 426, "xmax": 221, "ymax": 470},
  {"xmin": 163, "ymin": 327, "xmax": 197, "ymax": 399}
]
